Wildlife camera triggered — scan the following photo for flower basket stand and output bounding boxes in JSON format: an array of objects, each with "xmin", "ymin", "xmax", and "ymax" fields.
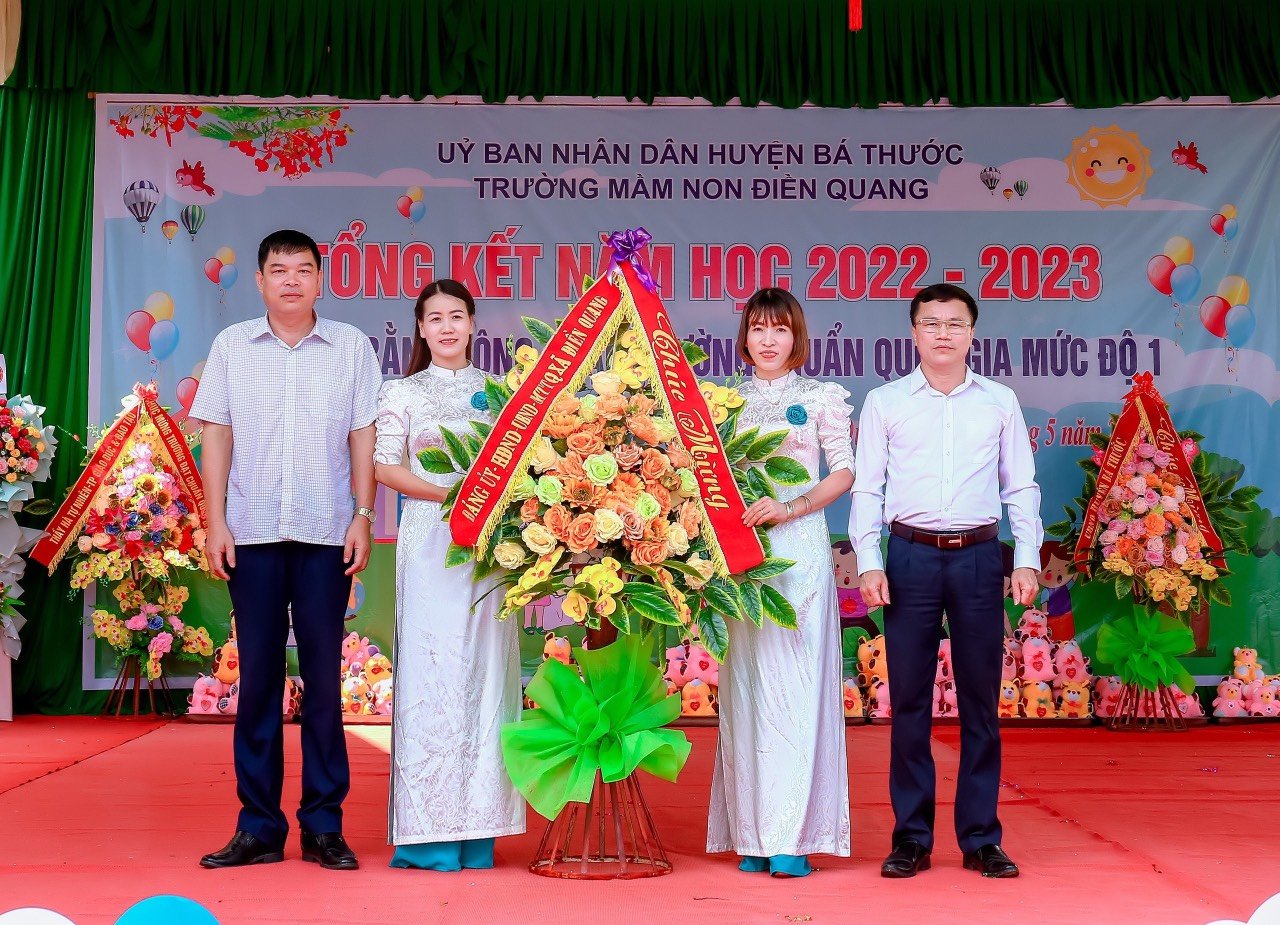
[
  {"xmin": 102, "ymin": 654, "xmax": 175, "ymax": 718},
  {"xmin": 1107, "ymin": 681, "xmax": 1187, "ymax": 732}
]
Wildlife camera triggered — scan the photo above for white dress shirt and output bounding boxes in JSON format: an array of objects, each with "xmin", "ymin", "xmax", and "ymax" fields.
[
  {"xmin": 190, "ymin": 313, "xmax": 382, "ymax": 546},
  {"xmin": 849, "ymin": 366, "xmax": 1042, "ymax": 573}
]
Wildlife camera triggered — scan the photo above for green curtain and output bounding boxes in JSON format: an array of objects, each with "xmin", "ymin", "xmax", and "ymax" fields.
[
  {"xmin": 4, "ymin": 0, "xmax": 1280, "ymax": 712},
  {"xmin": 0, "ymin": 87, "xmax": 102, "ymax": 712}
]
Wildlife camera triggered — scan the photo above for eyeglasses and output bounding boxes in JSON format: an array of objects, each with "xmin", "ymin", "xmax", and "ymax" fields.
[{"xmin": 915, "ymin": 319, "xmax": 973, "ymax": 336}]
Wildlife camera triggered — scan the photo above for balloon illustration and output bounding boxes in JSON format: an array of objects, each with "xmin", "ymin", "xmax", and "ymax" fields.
[
  {"xmin": 1169, "ymin": 263, "xmax": 1200, "ymax": 303},
  {"xmin": 1210, "ymin": 213, "xmax": 1226, "ymax": 236},
  {"xmin": 1014, "ymin": 179, "xmax": 1028, "ymax": 199},
  {"xmin": 161, "ymin": 220, "xmax": 179, "ymax": 242},
  {"xmin": 148, "ymin": 319, "xmax": 180, "ymax": 361},
  {"xmin": 180, "ymin": 204, "xmax": 206, "ymax": 240},
  {"xmin": 123, "ymin": 180, "xmax": 161, "ymax": 233},
  {"xmin": 125, "ymin": 310, "xmax": 156, "ymax": 352},
  {"xmin": 1221, "ymin": 203, "xmax": 1238, "ymax": 219},
  {"xmin": 1225, "ymin": 304, "xmax": 1255, "ymax": 347},
  {"xmin": 1002, "ymin": 188, "xmax": 1013, "ymax": 201},
  {"xmin": 1199, "ymin": 296, "xmax": 1230, "ymax": 338},
  {"xmin": 219, "ymin": 264, "xmax": 239, "ymax": 289},
  {"xmin": 203, "ymin": 258, "xmax": 223, "ymax": 284},
  {"xmin": 143, "ymin": 291, "xmax": 173, "ymax": 321},
  {"xmin": 979, "ymin": 166, "xmax": 1000, "ymax": 195},
  {"xmin": 1162, "ymin": 236, "xmax": 1194, "ymax": 267},
  {"xmin": 397, "ymin": 186, "xmax": 426, "ymax": 225},
  {"xmin": 1218, "ymin": 275, "xmax": 1250, "ymax": 306},
  {"xmin": 176, "ymin": 376, "xmax": 200, "ymax": 416},
  {"xmin": 1223, "ymin": 218, "xmax": 1239, "ymax": 241},
  {"xmin": 1146, "ymin": 255, "xmax": 1175, "ymax": 296},
  {"xmin": 215, "ymin": 246, "xmax": 235, "ymax": 265},
  {"xmin": 205, "ymin": 247, "xmax": 238, "ymax": 301}
]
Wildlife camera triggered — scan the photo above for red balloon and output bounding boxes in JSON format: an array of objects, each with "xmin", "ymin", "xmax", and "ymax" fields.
[
  {"xmin": 176, "ymin": 376, "xmax": 200, "ymax": 410},
  {"xmin": 1209, "ymin": 213, "xmax": 1227, "ymax": 236},
  {"xmin": 1199, "ymin": 296, "xmax": 1231, "ymax": 339},
  {"xmin": 396, "ymin": 195, "xmax": 412, "ymax": 218},
  {"xmin": 1146, "ymin": 254, "xmax": 1175, "ymax": 296},
  {"xmin": 204, "ymin": 257, "xmax": 223, "ymax": 284},
  {"xmin": 125, "ymin": 310, "xmax": 155, "ymax": 352}
]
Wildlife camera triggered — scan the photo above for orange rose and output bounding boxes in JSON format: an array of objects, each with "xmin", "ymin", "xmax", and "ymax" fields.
[
  {"xmin": 647, "ymin": 484, "xmax": 673, "ymax": 514},
  {"xmin": 596, "ymin": 395, "xmax": 628, "ymax": 421},
  {"xmin": 1144, "ymin": 473, "xmax": 1161, "ymax": 488},
  {"xmin": 1165, "ymin": 474, "xmax": 1184, "ymax": 487},
  {"xmin": 566, "ymin": 513, "xmax": 599, "ymax": 553},
  {"xmin": 643, "ymin": 516, "xmax": 670, "ymax": 544},
  {"xmin": 613, "ymin": 443, "xmax": 644, "ymax": 470},
  {"xmin": 1164, "ymin": 511, "xmax": 1184, "ymax": 528},
  {"xmin": 556, "ymin": 452, "xmax": 587, "ymax": 479},
  {"xmin": 631, "ymin": 539, "xmax": 670, "ymax": 567},
  {"xmin": 563, "ymin": 478, "xmax": 606, "ymax": 508},
  {"xmin": 567, "ymin": 430, "xmax": 605, "ymax": 457},
  {"xmin": 640, "ymin": 448, "xmax": 670, "ymax": 481},
  {"xmin": 520, "ymin": 498, "xmax": 541, "ymax": 523},
  {"xmin": 678, "ymin": 500, "xmax": 701, "ymax": 536},
  {"xmin": 627, "ymin": 415, "xmax": 662, "ymax": 445},
  {"xmin": 603, "ymin": 423, "xmax": 628, "ymax": 447},
  {"xmin": 1100, "ymin": 498, "xmax": 1123, "ymax": 519},
  {"xmin": 666, "ymin": 444, "xmax": 692, "ymax": 469},
  {"xmin": 552, "ymin": 393, "xmax": 582, "ymax": 415},
  {"xmin": 609, "ymin": 471, "xmax": 645, "ymax": 504},
  {"xmin": 544, "ymin": 413, "xmax": 580, "ymax": 439},
  {"xmin": 1143, "ymin": 512, "xmax": 1167, "ymax": 536},
  {"xmin": 1123, "ymin": 545, "xmax": 1145, "ymax": 567},
  {"xmin": 543, "ymin": 504, "xmax": 573, "ymax": 541},
  {"xmin": 630, "ymin": 394, "xmax": 657, "ymax": 416}
]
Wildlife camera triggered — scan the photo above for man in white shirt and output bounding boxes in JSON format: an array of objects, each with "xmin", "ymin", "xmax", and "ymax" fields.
[
  {"xmin": 850, "ymin": 283, "xmax": 1041, "ymax": 879},
  {"xmin": 193, "ymin": 230, "xmax": 381, "ymax": 871}
]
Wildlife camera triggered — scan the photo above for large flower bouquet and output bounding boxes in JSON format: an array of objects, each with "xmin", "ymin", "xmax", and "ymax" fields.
[
  {"xmin": 0, "ymin": 395, "xmax": 58, "ymax": 515},
  {"xmin": 427, "ymin": 310, "xmax": 808, "ymax": 662},
  {"xmin": 68, "ymin": 423, "xmax": 212, "ymax": 680}
]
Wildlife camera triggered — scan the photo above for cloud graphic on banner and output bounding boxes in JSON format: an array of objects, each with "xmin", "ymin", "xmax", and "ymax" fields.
[
  {"xmin": 1009, "ymin": 337, "xmax": 1280, "ymax": 415},
  {"xmin": 99, "ymin": 125, "xmax": 468, "ymax": 220},
  {"xmin": 1205, "ymin": 890, "xmax": 1280, "ymax": 925},
  {"xmin": 850, "ymin": 159, "xmax": 1205, "ymax": 212}
]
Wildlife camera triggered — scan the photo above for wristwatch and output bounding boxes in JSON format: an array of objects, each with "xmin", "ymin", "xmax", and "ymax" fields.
[{"xmin": 355, "ymin": 506, "xmax": 376, "ymax": 525}]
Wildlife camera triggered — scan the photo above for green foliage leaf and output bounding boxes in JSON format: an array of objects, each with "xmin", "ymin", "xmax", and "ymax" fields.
[
  {"xmin": 606, "ymin": 601, "xmax": 641, "ymax": 635},
  {"xmin": 417, "ymin": 447, "xmax": 457, "ymax": 474},
  {"xmin": 626, "ymin": 590, "xmax": 682, "ymax": 626},
  {"xmin": 760, "ymin": 584, "xmax": 798, "ymax": 629},
  {"xmin": 764, "ymin": 456, "xmax": 810, "ymax": 486},
  {"xmin": 470, "ymin": 420, "xmax": 493, "ymax": 439},
  {"xmin": 681, "ymin": 341, "xmax": 709, "ymax": 366},
  {"xmin": 522, "ymin": 316, "xmax": 556, "ymax": 347},
  {"xmin": 485, "ymin": 378, "xmax": 511, "ymax": 416},
  {"xmin": 746, "ymin": 430, "xmax": 788, "ymax": 461},
  {"xmin": 738, "ymin": 580, "xmax": 763, "ymax": 628},
  {"xmin": 442, "ymin": 427, "xmax": 473, "ymax": 470},
  {"xmin": 703, "ymin": 577, "xmax": 745, "ymax": 621},
  {"xmin": 746, "ymin": 558, "xmax": 795, "ymax": 581},
  {"xmin": 696, "ymin": 608, "xmax": 729, "ymax": 661},
  {"xmin": 19, "ymin": 499, "xmax": 53, "ymax": 516},
  {"xmin": 745, "ymin": 466, "xmax": 775, "ymax": 501},
  {"xmin": 725, "ymin": 426, "xmax": 759, "ymax": 463},
  {"xmin": 445, "ymin": 543, "xmax": 473, "ymax": 568},
  {"xmin": 1046, "ymin": 520, "xmax": 1072, "ymax": 538}
]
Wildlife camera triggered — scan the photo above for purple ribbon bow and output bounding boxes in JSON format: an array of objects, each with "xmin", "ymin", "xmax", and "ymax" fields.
[{"xmin": 605, "ymin": 227, "xmax": 658, "ymax": 293}]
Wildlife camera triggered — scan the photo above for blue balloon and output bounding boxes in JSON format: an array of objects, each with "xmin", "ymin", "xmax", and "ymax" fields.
[
  {"xmin": 409, "ymin": 200, "xmax": 426, "ymax": 223},
  {"xmin": 218, "ymin": 264, "xmax": 238, "ymax": 289},
  {"xmin": 116, "ymin": 895, "xmax": 220, "ymax": 925},
  {"xmin": 1225, "ymin": 304, "xmax": 1255, "ymax": 347},
  {"xmin": 1169, "ymin": 263, "xmax": 1200, "ymax": 303},
  {"xmin": 149, "ymin": 319, "xmax": 180, "ymax": 361},
  {"xmin": 1223, "ymin": 218, "xmax": 1239, "ymax": 241}
]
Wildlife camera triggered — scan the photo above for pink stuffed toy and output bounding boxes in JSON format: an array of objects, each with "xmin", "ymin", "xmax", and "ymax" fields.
[
  {"xmin": 1001, "ymin": 638, "xmax": 1020, "ymax": 681},
  {"xmin": 1093, "ymin": 676, "xmax": 1122, "ymax": 718},
  {"xmin": 868, "ymin": 679, "xmax": 892, "ymax": 718},
  {"xmin": 1168, "ymin": 684, "xmax": 1204, "ymax": 718},
  {"xmin": 1213, "ymin": 678, "xmax": 1248, "ymax": 718},
  {"xmin": 1021, "ymin": 638, "xmax": 1055, "ymax": 682},
  {"xmin": 1015, "ymin": 608, "xmax": 1050, "ymax": 642},
  {"xmin": 684, "ymin": 641, "xmax": 720, "ymax": 687},
  {"xmin": 935, "ymin": 639, "xmax": 953, "ymax": 684},
  {"xmin": 933, "ymin": 680, "xmax": 957, "ymax": 717},
  {"xmin": 216, "ymin": 680, "xmax": 240, "ymax": 715},
  {"xmin": 1053, "ymin": 640, "xmax": 1092, "ymax": 686},
  {"xmin": 663, "ymin": 640, "xmax": 690, "ymax": 688},
  {"xmin": 188, "ymin": 675, "xmax": 226, "ymax": 714},
  {"xmin": 1246, "ymin": 684, "xmax": 1280, "ymax": 717}
]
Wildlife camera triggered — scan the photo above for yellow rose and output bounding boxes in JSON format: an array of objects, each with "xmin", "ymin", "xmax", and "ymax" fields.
[
  {"xmin": 530, "ymin": 437, "xmax": 562, "ymax": 474},
  {"xmin": 593, "ymin": 508, "xmax": 625, "ymax": 543},
  {"xmin": 522, "ymin": 523, "xmax": 558, "ymax": 556},
  {"xmin": 667, "ymin": 523, "xmax": 690, "ymax": 557},
  {"xmin": 493, "ymin": 542, "xmax": 527, "ymax": 570},
  {"xmin": 590, "ymin": 371, "xmax": 625, "ymax": 396},
  {"xmin": 685, "ymin": 553, "xmax": 715, "ymax": 589}
]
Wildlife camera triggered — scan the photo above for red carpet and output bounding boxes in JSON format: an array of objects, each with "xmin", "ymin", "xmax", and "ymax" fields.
[{"xmin": 1, "ymin": 719, "xmax": 1277, "ymax": 924}]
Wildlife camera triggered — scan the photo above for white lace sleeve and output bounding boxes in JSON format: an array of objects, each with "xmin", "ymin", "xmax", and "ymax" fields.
[
  {"xmin": 374, "ymin": 380, "xmax": 408, "ymax": 466},
  {"xmin": 815, "ymin": 381, "xmax": 855, "ymax": 474}
]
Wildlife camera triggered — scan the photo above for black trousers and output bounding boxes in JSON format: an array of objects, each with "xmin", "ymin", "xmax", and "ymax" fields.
[
  {"xmin": 883, "ymin": 534, "xmax": 1005, "ymax": 853},
  {"xmin": 226, "ymin": 541, "xmax": 352, "ymax": 847}
]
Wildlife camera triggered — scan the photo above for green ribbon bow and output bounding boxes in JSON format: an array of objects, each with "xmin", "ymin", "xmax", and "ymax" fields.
[
  {"xmin": 1095, "ymin": 610, "xmax": 1196, "ymax": 695},
  {"xmin": 501, "ymin": 633, "xmax": 692, "ymax": 819}
]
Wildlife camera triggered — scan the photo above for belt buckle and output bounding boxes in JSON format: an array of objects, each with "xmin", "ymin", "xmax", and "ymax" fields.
[{"xmin": 945, "ymin": 534, "xmax": 964, "ymax": 548}]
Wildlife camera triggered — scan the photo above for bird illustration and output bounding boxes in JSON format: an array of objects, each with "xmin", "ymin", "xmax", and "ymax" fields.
[
  {"xmin": 175, "ymin": 159, "xmax": 216, "ymax": 196},
  {"xmin": 1171, "ymin": 141, "xmax": 1208, "ymax": 174}
]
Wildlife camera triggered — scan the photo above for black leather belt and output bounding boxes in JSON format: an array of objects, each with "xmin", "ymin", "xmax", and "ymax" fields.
[{"xmin": 890, "ymin": 520, "xmax": 999, "ymax": 550}]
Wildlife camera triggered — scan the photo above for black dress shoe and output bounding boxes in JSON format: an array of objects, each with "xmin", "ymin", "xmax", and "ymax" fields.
[
  {"xmin": 301, "ymin": 832, "xmax": 359, "ymax": 870},
  {"xmin": 962, "ymin": 844, "xmax": 1019, "ymax": 878},
  {"xmin": 881, "ymin": 840, "xmax": 931, "ymax": 878},
  {"xmin": 200, "ymin": 831, "xmax": 284, "ymax": 868}
]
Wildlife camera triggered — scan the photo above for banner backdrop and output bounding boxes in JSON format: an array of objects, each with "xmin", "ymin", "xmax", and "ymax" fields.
[{"xmin": 90, "ymin": 97, "xmax": 1280, "ymax": 688}]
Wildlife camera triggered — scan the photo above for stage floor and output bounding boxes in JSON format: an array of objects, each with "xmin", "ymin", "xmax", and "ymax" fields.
[{"xmin": 1, "ymin": 717, "xmax": 1277, "ymax": 924}]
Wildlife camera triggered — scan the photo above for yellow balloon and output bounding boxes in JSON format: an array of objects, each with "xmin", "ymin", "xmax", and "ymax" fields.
[
  {"xmin": 1162, "ymin": 236, "xmax": 1194, "ymax": 266},
  {"xmin": 1220, "ymin": 203, "xmax": 1238, "ymax": 220},
  {"xmin": 215, "ymin": 246, "xmax": 236, "ymax": 266},
  {"xmin": 407, "ymin": 186, "xmax": 424, "ymax": 202},
  {"xmin": 1218, "ymin": 275, "xmax": 1250, "ymax": 306},
  {"xmin": 192, "ymin": 360, "xmax": 206, "ymax": 380},
  {"xmin": 144, "ymin": 291, "xmax": 174, "ymax": 321}
]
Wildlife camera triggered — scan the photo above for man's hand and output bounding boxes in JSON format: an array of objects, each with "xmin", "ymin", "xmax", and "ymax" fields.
[
  {"xmin": 206, "ymin": 522, "xmax": 236, "ymax": 580},
  {"xmin": 860, "ymin": 569, "xmax": 891, "ymax": 610},
  {"xmin": 344, "ymin": 517, "xmax": 372, "ymax": 576},
  {"xmin": 1010, "ymin": 567, "xmax": 1039, "ymax": 607}
]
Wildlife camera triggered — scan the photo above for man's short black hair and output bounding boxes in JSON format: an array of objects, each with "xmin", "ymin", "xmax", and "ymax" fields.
[
  {"xmin": 257, "ymin": 229, "xmax": 323, "ymax": 272},
  {"xmin": 910, "ymin": 283, "xmax": 978, "ymax": 325}
]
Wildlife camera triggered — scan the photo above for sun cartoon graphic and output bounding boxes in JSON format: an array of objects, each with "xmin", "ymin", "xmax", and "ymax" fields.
[{"xmin": 1065, "ymin": 125, "xmax": 1152, "ymax": 208}]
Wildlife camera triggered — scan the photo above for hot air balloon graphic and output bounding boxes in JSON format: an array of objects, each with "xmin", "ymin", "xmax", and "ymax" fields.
[
  {"xmin": 161, "ymin": 220, "xmax": 179, "ymax": 243},
  {"xmin": 979, "ymin": 166, "xmax": 1001, "ymax": 195},
  {"xmin": 1002, "ymin": 188, "xmax": 1013, "ymax": 201},
  {"xmin": 179, "ymin": 204, "xmax": 206, "ymax": 241},
  {"xmin": 1014, "ymin": 179, "xmax": 1029, "ymax": 199},
  {"xmin": 123, "ymin": 180, "xmax": 161, "ymax": 233}
]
